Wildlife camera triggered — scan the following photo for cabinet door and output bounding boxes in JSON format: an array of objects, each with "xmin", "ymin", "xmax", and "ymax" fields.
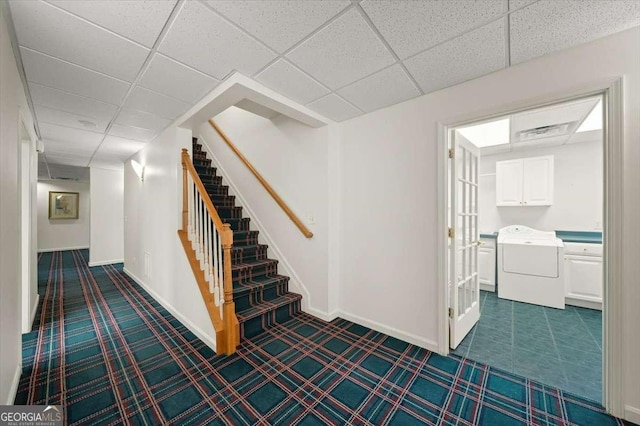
[
  {"xmin": 496, "ymin": 160, "xmax": 523, "ymax": 206},
  {"xmin": 478, "ymin": 247, "xmax": 495, "ymax": 286},
  {"xmin": 523, "ymin": 156, "xmax": 553, "ymax": 206},
  {"xmin": 565, "ymin": 255, "xmax": 603, "ymax": 302}
]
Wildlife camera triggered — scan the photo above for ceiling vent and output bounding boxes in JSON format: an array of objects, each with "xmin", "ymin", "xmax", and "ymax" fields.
[{"xmin": 515, "ymin": 121, "xmax": 576, "ymax": 143}]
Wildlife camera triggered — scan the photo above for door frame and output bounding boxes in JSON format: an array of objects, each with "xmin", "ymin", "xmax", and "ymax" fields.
[{"xmin": 436, "ymin": 78, "xmax": 624, "ymax": 417}]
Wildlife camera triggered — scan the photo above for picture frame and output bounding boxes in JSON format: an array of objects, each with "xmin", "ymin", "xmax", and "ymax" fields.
[{"xmin": 48, "ymin": 191, "xmax": 79, "ymax": 220}]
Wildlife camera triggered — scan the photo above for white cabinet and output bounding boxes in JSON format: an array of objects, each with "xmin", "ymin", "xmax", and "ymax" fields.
[
  {"xmin": 478, "ymin": 238, "xmax": 496, "ymax": 292},
  {"xmin": 496, "ymin": 155, "xmax": 554, "ymax": 206},
  {"xmin": 564, "ymin": 242, "xmax": 603, "ymax": 310}
]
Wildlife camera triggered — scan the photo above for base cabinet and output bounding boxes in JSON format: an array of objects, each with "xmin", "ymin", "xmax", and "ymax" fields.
[
  {"xmin": 478, "ymin": 238, "xmax": 496, "ymax": 292},
  {"xmin": 564, "ymin": 243, "xmax": 603, "ymax": 310}
]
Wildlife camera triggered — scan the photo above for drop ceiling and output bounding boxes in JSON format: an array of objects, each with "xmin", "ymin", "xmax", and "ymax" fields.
[{"xmin": 6, "ymin": 0, "xmax": 639, "ymax": 175}]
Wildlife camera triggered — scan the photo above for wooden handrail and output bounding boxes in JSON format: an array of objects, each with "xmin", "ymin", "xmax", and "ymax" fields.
[
  {"xmin": 208, "ymin": 119, "xmax": 314, "ymax": 239},
  {"xmin": 180, "ymin": 149, "xmax": 239, "ymax": 355}
]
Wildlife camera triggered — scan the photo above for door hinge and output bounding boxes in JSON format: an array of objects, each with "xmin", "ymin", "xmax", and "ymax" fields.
[
  {"xmin": 448, "ymin": 307, "xmax": 453, "ymax": 318},
  {"xmin": 448, "ymin": 148, "xmax": 455, "ymax": 159},
  {"xmin": 448, "ymin": 227, "xmax": 455, "ymax": 239}
]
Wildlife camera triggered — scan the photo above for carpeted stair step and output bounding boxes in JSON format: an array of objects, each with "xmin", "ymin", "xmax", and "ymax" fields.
[
  {"xmin": 222, "ymin": 217, "xmax": 251, "ymax": 231},
  {"xmin": 207, "ymin": 186, "xmax": 229, "ymax": 197},
  {"xmin": 232, "ymin": 258, "xmax": 279, "ymax": 283},
  {"xmin": 232, "ymin": 274, "xmax": 290, "ymax": 312},
  {"xmin": 232, "ymin": 230, "xmax": 260, "ymax": 247},
  {"xmin": 209, "ymin": 194, "xmax": 236, "ymax": 207},
  {"xmin": 194, "ymin": 164, "xmax": 217, "ymax": 176},
  {"xmin": 216, "ymin": 205, "xmax": 243, "ymax": 219},
  {"xmin": 231, "ymin": 244, "xmax": 268, "ymax": 263},
  {"xmin": 236, "ymin": 293, "xmax": 302, "ymax": 339}
]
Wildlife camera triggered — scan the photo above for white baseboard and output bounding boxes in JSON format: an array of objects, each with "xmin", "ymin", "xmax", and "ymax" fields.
[
  {"xmin": 29, "ymin": 295, "xmax": 39, "ymax": 329},
  {"xmin": 306, "ymin": 307, "xmax": 340, "ymax": 322},
  {"xmin": 565, "ymin": 296, "xmax": 602, "ymax": 311},
  {"xmin": 336, "ymin": 310, "xmax": 439, "ymax": 353},
  {"xmin": 38, "ymin": 246, "xmax": 89, "ymax": 253},
  {"xmin": 122, "ymin": 267, "xmax": 217, "ymax": 353},
  {"xmin": 89, "ymin": 259, "xmax": 124, "ymax": 267},
  {"xmin": 480, "ymin": 283, "xmax": 495, "ymax": 292},
  {"xmin": 6, "ymin": 363, "xmax": 21, "ymax": 405},
  {"xmin": 625, "ymin": 405, "xmax": 640, "ymax": 424}
]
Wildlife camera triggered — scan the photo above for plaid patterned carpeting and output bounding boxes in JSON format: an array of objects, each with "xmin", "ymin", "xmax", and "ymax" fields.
[{"xmin": 15, "ymin": 250, "xmax": 628, "ymax": 425}]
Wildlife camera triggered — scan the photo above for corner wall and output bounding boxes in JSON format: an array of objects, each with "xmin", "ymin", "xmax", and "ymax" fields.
[
  {"xmin": 37, "ymin": 180, "xmax": 90, "ymax": 252},
  {"xmin": 89, "ymin": 167, "xmax": 124, "ymax": 266},
  {"xmin": 123, "ymin": 126, "xmax": 218, "ymax": 349},
  {"xmin": 337, "ymin": 26, "xmax": 639, "ymax": 420}
]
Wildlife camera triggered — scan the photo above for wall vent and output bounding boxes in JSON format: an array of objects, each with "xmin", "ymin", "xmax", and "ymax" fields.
[{"xmin": 515, "ymin": 121, "xmax": 575, "ymax": 142}]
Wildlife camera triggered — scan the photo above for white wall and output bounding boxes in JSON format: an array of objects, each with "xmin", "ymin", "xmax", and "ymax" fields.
[
  {"xmin": 0, "ymin": 4, "xmax": 37, "ymax": 404},
  {"xmin": 337, "ymin": 27, "xmax": 639, "ymax": 420},
  {"xmin": 124, "ymin": 126, "xmax": 218, "ymax": 349},
  {"xmin": 197, "ymin": 107, "xmax": 331, "ymax": 316},
  {"xmin": 479, "ymin": 139, "xmax": 603, "ymax": 233},
  {"xmin": 37, "ymin": 180, "xmax": 90, "ymax": 251},
  {"xmin": 89, "ymin": 167, "xmax": 124, "ymax": 266}
]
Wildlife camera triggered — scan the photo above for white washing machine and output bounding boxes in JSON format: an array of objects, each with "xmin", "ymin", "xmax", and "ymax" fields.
[{"xmin": 498, "ymin": 225, "xmax": 565, "ymax": 309}]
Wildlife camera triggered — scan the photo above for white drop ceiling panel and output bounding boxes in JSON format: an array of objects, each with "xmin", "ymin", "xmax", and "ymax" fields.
[
  {"xmin": 338, "ymin": 64, "xmax": 420, "ymax": 113},
  {"xmin": 204, "ymin": 0, "xmax": 350, "ymax": 53},
  {"xmin": 29, "ymin": 83, "xmax": 118, "ymax": 122},
  {"xmin": 109, "ymin": 124, "xmax": 157, "ymax": 142},
  {"xmin": 138, "ymin": 54, "xmax": 219, "ymax": 104},
  {"xmin": 35, "ymin": 106, "xmax": 109, "ymax": 133},
  {"xmin": 510, "ymin": 0, "xmax": 640, "ymax": 65},
  {"xmin": 124, "ymin": 86, "xmax": 190, "ymax": 120},
  {"xmin": 45, "ymin": 154, "xmax": 92, "ymax": 167},
  {"xmin": 47, "ymin": 0, "xmax": 177, "ymax": 48},
  {"xmin": 98, "ymin": 135, "xmax": 148, "ymax": 160},
  {"xmin": 159, "ymin": 0, "xmax": 277, "ymax": 79},
  {"xmin": 116, "ymin": 108, "xmax": 171, "ymax": 132},
  {"xmin": 307, "ymin": 94, "xmax": 361, "ymax": 122},
  {"xmin": 405, "ymin": 20, "xmax": 505, "ymax": 94},
  {"xmin": 42, "ymin": 138, "xmax": 98, "ymax": 156},
  {"xmin": 255, "ymin": 59, "xmax": 329, "ymax": 104},
  {"xmin": 9, "ymin": 0, "xmax": 150, "ymax": 81},
  {"xmin": 21, "ymin": 48, "xmax": 130, "ymax": 105},
  {"xmin": 39, "ymin": 122, "xmax": 104, "ymax": 147},
  {"xmin": 287, "ymin": 8, "xmax": 395, "ymax": 90},
  {"xmin": 509, "ymin": 0, "xmax": 538, "ymax": 10},
  {"xmin": 361, "ymin": 0, "xmax": 504, "ymax": 59},
  {"xmin": 511, "ymin": 98, "xmax": 598, "ymax": 136}
]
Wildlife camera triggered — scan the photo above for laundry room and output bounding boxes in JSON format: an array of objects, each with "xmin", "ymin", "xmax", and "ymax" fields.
[{"xmin": 447, "ymin": 95, "xmax": 604, "ymax": 404}]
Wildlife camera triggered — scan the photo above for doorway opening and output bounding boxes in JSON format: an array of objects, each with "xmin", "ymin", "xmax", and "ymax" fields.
[{"xmin": 445, "ymin": 94, "xmax": 606, "ymax": 404}]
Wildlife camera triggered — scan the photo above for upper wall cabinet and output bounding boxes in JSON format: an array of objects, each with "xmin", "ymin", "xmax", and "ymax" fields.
[{"xmin": 496, "ymin": 155, "xmax": 554, "ymax": 206}]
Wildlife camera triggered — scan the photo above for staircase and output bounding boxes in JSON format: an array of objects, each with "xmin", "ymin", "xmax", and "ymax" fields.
[{"xmin": 191, "ymin": 138, "xmax": 302, "ymax": 341}]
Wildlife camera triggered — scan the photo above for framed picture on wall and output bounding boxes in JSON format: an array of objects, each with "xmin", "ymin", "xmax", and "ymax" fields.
[{"xmin": 49, "ymin": 191, "xmax": 79, "ymax": 220}]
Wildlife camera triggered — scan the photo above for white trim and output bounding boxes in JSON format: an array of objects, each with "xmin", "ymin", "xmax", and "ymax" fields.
[
  {"xmin": 565, "ymin": 297, "xmax": 602, "ymax": 311},
  {"xmin": 123, "ymin": 267, "xmax": 217, "ymax": 353},
  {"xmin": 29, "ymin": 294, "xmax": 39, "ymax": 329},
  {"xmin": 88, "ymin": 259, "xmax": 124, "ymax": 267},
  {"xmin": 38, "ymin": 246, "xmax": 89, "ymax": 253},
  {"xmin": 479, "ymin": 284, "xmax": 496, "ymax": 293},
  {"xmin": 6, "ymin": 364, "xmax": 21, "ymax": 405},
  {"xmin": 337, "ymin": 310, "xmax": 439, "ymax": 353},
  {"xmin": 437, "ymin": 78, "xmax": 625, "ymax": 416},
  {"xmin": 306, "ymin": 307, "xmax": 340, "ymax": 322},
  {"xmin": 624, "ymin": 406, "xmax": 640, "ymax": 424},
  {"xmin": 196, "ymin": 135, "xmax": 313, "ymax": 313},
  {"xmin": 436, "ymin": 123, "xmax": 449, "ymax": 356}
]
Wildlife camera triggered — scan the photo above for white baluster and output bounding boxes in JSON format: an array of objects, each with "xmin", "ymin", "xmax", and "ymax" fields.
[
  {"xmin": 217, "ymin": 229, "xmax": 224, "ymax": 307},
  {"xmin": 212, "ymin": 227, "xmax": 220, "ymax": 306}
]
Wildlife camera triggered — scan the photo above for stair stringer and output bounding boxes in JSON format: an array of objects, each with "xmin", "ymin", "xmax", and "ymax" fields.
[{"xmin": 196, "ymin": 134, "xmax": 313, "ymax": 314}]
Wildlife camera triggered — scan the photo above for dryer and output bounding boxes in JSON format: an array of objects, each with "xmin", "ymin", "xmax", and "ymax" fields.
[{"xmin": 498, "ymin": 225, "xmax": 565, "ymax": 309}]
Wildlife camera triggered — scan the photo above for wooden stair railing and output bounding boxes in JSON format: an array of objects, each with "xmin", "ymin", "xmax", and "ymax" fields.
[
  {"xmin": 178, "ymin": 148, "xmax": 239, "ymax": 355},
  {"xmin": 208, "ymin": 119, "xmax": 313, "ymax": 239}
]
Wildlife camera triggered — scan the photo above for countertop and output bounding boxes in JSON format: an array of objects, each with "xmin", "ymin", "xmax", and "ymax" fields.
[{"xmin": 479, "ymin": 230, "xmax": 602, "ymax": 244}]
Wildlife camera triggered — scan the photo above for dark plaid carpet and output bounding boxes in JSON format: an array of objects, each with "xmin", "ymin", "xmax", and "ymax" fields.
[{"xmin": 15, "ymin": 250, "xmax": 629, "ymax": 425}]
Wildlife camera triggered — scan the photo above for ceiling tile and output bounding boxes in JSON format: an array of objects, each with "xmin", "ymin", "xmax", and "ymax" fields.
[
  {"xmin": 109, "ymin": 124, "xmax": 158, "ymax": 142},
  {"xmin": 404, "ymin": 20, "xmax": 505, "ymax": 94},
  {"xmin": 42, "ymin": 139, "xmax": 97, "ymax": 156},
  {"xmin": 116, "ymin": 108, "xmax": 171, "ymax": 131},
  {"xmin": 255, "ymin": 59, "xmax": 329, "ymax": 104},
  {"xmin": 21, "ymin": 48, "xmax": 130, "ymax": 105},
  {"xmin": 138, "ymin": 54, "xmax": 219, "ymax": 104},
  {"xmin": 96, "ymin": 135, "xmax": 147, "ymax": 160},
  {"xmin": 509, "ymin": 0, "xmax": 538, "ymax": 9},
  {"xmin": 35, "ymin": 106, "xmax": 109, "ymax": 133},
  {"xmin": 124, "ymin": 86, "xmax": 190, "ymax": 120},
  {"xmin": 39, "ymin": 122, "xmax": 104, "ymax": 146},
  {"xmin": 89, "ymin": 156, "xmax": 125, "ymax": 170},
  {"xmin": 287, "ymin": 8, "xmax": 395, "ymax": 90},
  {"xmin": 361, "ymin": 0, "xmax": 504, "ymax": 59},
  {"xmin": 338, "ymin": 64, "xmax": 420, "ymax": 113},
  {"xmin": 47, "ymin": 0, "xmax": 177, "ymax": 48},
  {"xmin": 29, "ymin": 83, "xmax": 118, "ymax": 122},
  {"xmin": 204, "ymin": 0, "xmax": 350, "ymax": 53},
  {"xmin": 306, "ymin": 94, "xmax": 361, "ymax": 122},
  {"xmin": 9, "ymin": 0, "xmax": 150, "ymax": 81},
  {"xmin": 45, "ymin": 154, "xmax": 91, "ymax": 167},
  {"xmin": 159, "ymin": 0, "xmax": 277, "ymax": 79},
  {"xmin": 510, "ymin": 0, "xmax": 640, "ymax": 65}
]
